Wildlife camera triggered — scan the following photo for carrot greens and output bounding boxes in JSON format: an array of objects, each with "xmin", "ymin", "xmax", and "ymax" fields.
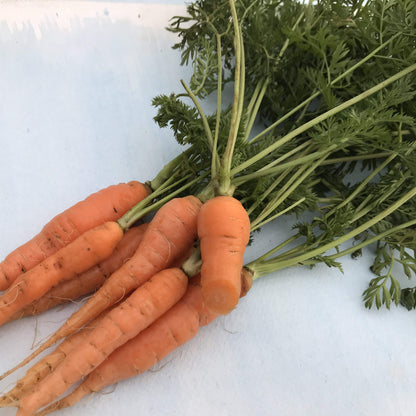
[{"xmin": 155, "ymin": 0, "xmax": 416, "ymax": 310}]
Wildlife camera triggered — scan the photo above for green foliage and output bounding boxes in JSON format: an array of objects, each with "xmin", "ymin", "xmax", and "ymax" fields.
[
  {"xmin": 152, "ymin": 94, "xmax": 204, "ymax": 147},
  {"xmin": 157, "ymin": 0, "xmax": 416, "ymax": 309},
  {"xmin": 363, "ymin": 274, "xmax": 402, "ymax": 310}
]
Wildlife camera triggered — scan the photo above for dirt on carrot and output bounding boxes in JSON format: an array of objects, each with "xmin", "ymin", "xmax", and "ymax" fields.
[
  {"xmin": 0, "ymin": 196, "xmax": 202, "ymax": 383},
  {"xmin": 16, "ymin": 267, "xmax": 189, "ymax": 416},
  {"xmin": 6, "ymin": 224, "xmax": 148, "ymax": 323},
  {"xmin": 0, "ymin": 181, "xmax": 150, "ymax": 291},
  {"xmin": 32, "ymin": 273, "xmax": 253, "ymax": 416},
  {"xmin": 0, "ymin": 221, "xmax": 124, "ymax": 328}
]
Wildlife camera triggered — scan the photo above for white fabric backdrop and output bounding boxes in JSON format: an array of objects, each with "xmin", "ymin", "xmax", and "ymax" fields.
[{"xmin": 0, "ymin": 2, "xmax": 415, "ymax": 416}]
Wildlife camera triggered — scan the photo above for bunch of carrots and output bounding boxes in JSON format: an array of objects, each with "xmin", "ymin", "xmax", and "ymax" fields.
[
  {"xmin": 0, "ymin": 178, "xmax": 254, "ymax": 416},
  {"xmin": 1, "ymin": 0, "xmax": 416, "ymax": 414}
]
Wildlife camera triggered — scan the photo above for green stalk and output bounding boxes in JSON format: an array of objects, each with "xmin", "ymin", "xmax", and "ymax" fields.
[
  {"xmin": 150, "ymin": 147, "xmax": 193, "ymax": 190},
  {"xmin": 232, "ymin": 62, "xmax": 416, "ymax": 176},
  {"xmin": 302, "ymin": 218, "xmax": 416, "ymax": 267},
  {"xmin": 253, "ymin": 234, "xmax": 302, "ymax": 263},
  {"xmin": 256, "ymin": 141, "xmax": 312, "ymax": 173},
  {"xmin": 211, "ymin": 33, "xmax": 223, "ymax": 180},
  {"xmin": 218, "ymin": 0, "xmax": 243, "ymax": 195},
  {"xmin": 250, "ymin": 151, "xmax": 333, "ymax": 229},
  {"xmin": 244, "ymin": 79, "xmax": 266, "ymax": 130},
  {"xmin": 246, "ymin": 142, "xmax": 315, "ymax": 216},
  {"xmin": 118, "ymin": 173, "xmax": 205, "ymax": 230},
  {"xmin": 352, "ymin": 173, "xmax": 409, "ymax": 222},
  {"xmin": 243, "ymin": 78, "xmax": 269, "ymax": 143},
  {"xmin": 233, "ymin": 145, "xmax": 336, "ymax": 186},
  {"xmin": 327, "ymin": 152, "xmax": 398, "ymax": 216},
  {"xmin": 246, "ymin": 169, "xmax": 292, "ymax": 217},
  {"xmin": 180, "ymin": 79, "xmax": 214, "ymax": 151},
  {"xmin": 321, "ymin": 152, "xmax": 392, "ymax": 166},
  {"xmin": 251, "ymin": 198, "xmax": 306, "ymax": 232},
  {"xmin": 247, "ymin": 186, "xmax": 416, "ymax": 278}
]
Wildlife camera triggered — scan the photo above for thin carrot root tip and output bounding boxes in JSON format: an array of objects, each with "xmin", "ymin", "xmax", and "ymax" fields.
[{"xmin": 14, "ymin": 267, "xmax": 189, "ymax": 416}]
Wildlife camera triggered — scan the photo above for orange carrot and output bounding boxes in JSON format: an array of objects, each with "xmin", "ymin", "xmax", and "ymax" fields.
[
  {"xmin": 7, "ymin": 224, "xmax": 148, "ymax": 322},
  {"xmin": 0, "ymin": 181, "xmax": 150, "ymax": 291},
  {"xmin": 0, "ymin": 196, "xmax": 201, "ymax": 381},
  {"xmin": 16, "ymin": 267, "xmax": 189, "ymax": 416},
  {"xmin": 198, "ymin": 196, "xmax": 251, "ymax": 314},
  {"xmin": 34, "ymin": 272, "xmax": 253, "ymax": 416},
  {"xmin": 0, "ymin": 221, "xmax": 124, "ymax": 327},
  {"xmin": 0, "ymin": 312, "xmax": 110, "ymax": 406}
]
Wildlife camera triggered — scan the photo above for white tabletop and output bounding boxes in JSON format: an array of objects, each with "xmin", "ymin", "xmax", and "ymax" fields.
[{"xmin": 0, "ymin": 2, "xmax": 415, "ymax": 416}]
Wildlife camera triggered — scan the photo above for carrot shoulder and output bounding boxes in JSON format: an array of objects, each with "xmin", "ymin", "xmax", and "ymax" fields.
[
  {"xmin": 17, "ymin": 267, "xmax": 189, "ymax": 416},
  {"xmin": 0, "ymin": 221, "xmax": 124, "ymax": 327},
  {"xmin": 7, "ymin": 224, "xmax": 148, "ymax": 322},
  {"xmin": 198, "ymin": 196, "xmax": 251, "ymax": 315},
  {"xmin": 0, "ymin": 181, "xmax": 149, "ymax": 291}
]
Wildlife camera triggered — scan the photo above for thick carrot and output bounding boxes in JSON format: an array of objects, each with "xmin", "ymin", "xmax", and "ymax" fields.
[
  {"xmin": 35, "ymin": 271, "xmax": 253, "ymax": 416},
  {"xmin": 0, "ymin": 181, "xmax": 149, "ymax": 291},
  {"xmin": 198, "ymin": 196, "xmax": 251, "ymax": 314},
  {"xmin": 0, "ymin": 312, "xmax": 110, "ymax": 406},
  {"xmin": 7, "ymin": 224, "xmax": 148, "ymax": 322},
  {"xmin": 16, "ymin": 267, "xmax": 189, "ymax": 416},
  {"xmin": 0, "ymin": 195, "xmax": 202, "ymax": 381},
  {"xmin": 0, "ymin": 221, "xmax": 124, "ymax": 327}
]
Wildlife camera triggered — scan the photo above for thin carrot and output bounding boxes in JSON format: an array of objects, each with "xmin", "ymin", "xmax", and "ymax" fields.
[
  {"xmin": 198, "ymin": 196, "xmax": 251, "ymax": 314},
  {"xmin": 0, "ymin": 195, "xmax": 202, "ymax": 380},
  {"xmin": 0, "ymin": 221, "xmax": 124, "ymax": 327},
  {"xmin": 0, "ymin": 181, "xmax": 150, "ymax": 291},
  {"xmin": 6, "ymin": 224, "xmax": 148, "ymax": 323},
  {"xmin": 34, "ymin": 271, "xmax": 253, "ymax": 416},
  {"xmin": 16, "ymin": 267, "xmax": 189, "ymax": 416},
  {"xmin": 0, "ymin": 312, "xmax": 111, "ymax": 406}
]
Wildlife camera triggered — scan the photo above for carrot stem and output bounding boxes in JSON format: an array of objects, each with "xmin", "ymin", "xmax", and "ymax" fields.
[
  {"xmin": 180, "ymin": 79, "xmax": 214, "ymax": 151},
  {"xmin": 247, "ymin": 186, "xmax": 416, "ymax": 279},
  {"xmin": 118, "ymin": 172, "xmax": 204, "ymax": 230},
  {"xmin": 232, "ymin": 63, "xmax": 416, "ymax": 176},
  {"xmin": 218, "ymin": 0, "xmax": 243, "ymax": 196}
]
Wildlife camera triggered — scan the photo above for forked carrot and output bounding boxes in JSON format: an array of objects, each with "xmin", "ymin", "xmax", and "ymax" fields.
[
  {"xmin": 198, "ymin": 196, "xmax": 251, "ymax": 314},
  {"xmin": 16, "ymin": 267, "xmax": 189, "ymax": 416},
  {"xmin": 0, "ymin": 221, "xmax": 124, "ymax": 327},
  {"xmin": 0, "ymin": 181, "xmax": 150, "ymax": 291},
  {"xmin": 6, "ymin": 224, "xmax": 148, "ymax": 323},
  {"xmin": 34, "ymin": 271, "xmax": 253, "ymax": 416},
  {"xmin": 0, "ymin": 196, "xmax": 202, "ymax": 381}
]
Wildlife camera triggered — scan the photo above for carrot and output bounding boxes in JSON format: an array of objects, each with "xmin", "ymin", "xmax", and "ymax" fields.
[
  {"xmin": 0, "ymin": 181, "xmax": 150, "ymax": 291},
  {"xmin": 6, "ymin": 224, "xmax": 148, "ymax": 322},
  {"xmin": 34, "ymin": 271, "xmax": 253, "ymax": 416},
  {"xmin": 16, "ymin": 267, "xmax": 189, "ymax": 416},
  {"xmin": 198, "ymin": 196, "xmax": 251, "ymax": 315},
  {"xmin": 0, "ymin": 196, "xmax": 202, "ymax": 381},
  {"xmin": 0, "ymin": 312, "xmax": 111, "ymax": 406},
  {"xmin": 0, "ymin": 221, "xmax": 124, "ymax": 328}
]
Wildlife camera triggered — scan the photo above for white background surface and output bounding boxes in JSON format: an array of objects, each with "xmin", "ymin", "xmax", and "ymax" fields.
[{"xmin": 0, "ymin": 2, "xmax": 416, "ymax": 416}]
